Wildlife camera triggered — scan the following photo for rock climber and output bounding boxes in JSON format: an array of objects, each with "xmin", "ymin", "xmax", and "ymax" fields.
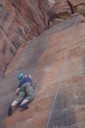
[{"xmin": 8, "ymin": 73, "xmax": 35, "ymax": 116}]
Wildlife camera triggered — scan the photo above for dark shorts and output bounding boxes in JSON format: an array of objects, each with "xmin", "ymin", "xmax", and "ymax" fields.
[
  {"xmin": 25, "ymin": 85, "xmax": 35, "ymax": 102},
  {"xmin": 16, "ymin": 91, "xmax": 26, "ymax": 103},
  {"xmin": 16, "ymin": 84, "xmax": 35, "ymax": 103}
]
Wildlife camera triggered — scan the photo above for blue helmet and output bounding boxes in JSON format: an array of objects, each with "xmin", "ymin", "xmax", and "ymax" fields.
[{"xmin": 18, "ymin": 73, "xmax": 24, "ymax": 81}]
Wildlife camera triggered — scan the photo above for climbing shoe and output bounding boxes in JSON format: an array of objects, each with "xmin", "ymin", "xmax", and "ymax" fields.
[
  {"xmin": 8, "ymin": 105, "xmax": 13, "ymax": 116},
  {"xmin": 19, "ymin": 104, "xmax": 28, "ymax": 110}
]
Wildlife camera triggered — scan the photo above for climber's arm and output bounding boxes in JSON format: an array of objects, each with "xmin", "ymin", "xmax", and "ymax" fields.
[
  {"xmin": 16, "ymin": 88, "xmax": 20, "ymax": 95},
  {"xmin": 16, "ymin": 82, "xmax": 22, "ymax": 95}
]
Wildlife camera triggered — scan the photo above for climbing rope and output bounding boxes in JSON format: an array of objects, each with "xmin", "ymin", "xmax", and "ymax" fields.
[{"xmin": 45, "ymin": 16, "xmax": 80, "ymax": 128}]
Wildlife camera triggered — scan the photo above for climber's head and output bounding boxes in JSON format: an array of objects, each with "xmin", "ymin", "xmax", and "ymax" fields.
[{"xmin": 18, "ymin": 73, "xmax": 25, "ymax": 81}]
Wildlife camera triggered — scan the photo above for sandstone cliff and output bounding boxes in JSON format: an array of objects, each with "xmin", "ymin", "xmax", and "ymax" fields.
[
  {"xmin": 0, "ymin": 1, "xmax": 85, "ymax": 128},
  {"xmin": 0, "ymin": 14, "xmax": 85, "ymax": 128},
  {"xmin": 48, "ymin": 0, "xmax": 85, "ymax": 25},
  {"xmin": 0, "ymin": 0, "xmax": 85, "ymax": 80},
  {"xmin": 0, "ymin": 0, "xmax": 48, "ymax": 79}
]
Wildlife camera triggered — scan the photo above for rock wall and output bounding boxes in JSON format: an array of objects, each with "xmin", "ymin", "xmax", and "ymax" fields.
[
  {"xmin": 1, "ymin": 15, "xmax": 85, "ymax": 128},
  {"xmin": 48, "ymin": 0, "xmax": 85, "ymax": 26},
  {"xmin": 0, "ymin": 0, "xmax": 85, "ymax": 79},
  {"xmin": 0, "ymin": 0, "xmax": 48, "ymax": 79},
  {"xmin": 51, "ymin": 0, "xmax": 72, "ymax": 19},
  {"xmin": 68, "ymin": 0, "xmax": 85, "ymax": 16}
]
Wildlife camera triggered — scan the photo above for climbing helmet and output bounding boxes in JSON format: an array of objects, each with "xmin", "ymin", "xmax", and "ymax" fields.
[{"xmin": 18, "ymin": 73, "xmax": 24, "ymax": 80}]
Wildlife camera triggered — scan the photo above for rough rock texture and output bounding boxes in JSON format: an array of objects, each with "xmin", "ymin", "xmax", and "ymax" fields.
[
  {"xmin": 8, "ymin": 0, "xmax": 48, "ymax": 35},
  {"xmin": 71, "ymin": 13, "xmax": 85, "ymax": 23},
  {"xmin": 48, "ymin": 0, "xmax": 72, "ymax": 26},
  {"xmin": 0, "ymin": 0, "xmax": 48, "ymax": 80},
  {"xmin": 80, "ymin": 15, "xmax": 85, "ymax": 23},
  {"xmin": 68, "ymin": 0, "xmax": 85, "ymax": 16},
  {"xmin": 48, "ymin": 0, "xmax": 85, "ymax": 26},
  {"xmin": 0, "ymin": 0, "xmax": 85, "ymax": 80},
  {"xmin": 48, "ymin": 0, "xmax": 55, "ymax": 12},
  {"xmin": 50, "ymin": 0, "xmax": 72, "ymax": 19},
  {"xmin": 0, "ymin": 15, "xmax": 85, "ymax": 128}
]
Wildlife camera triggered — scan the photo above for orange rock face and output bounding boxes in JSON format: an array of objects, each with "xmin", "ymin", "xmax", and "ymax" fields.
[
  {"xmin": 48, "ymin": 0, "xmax": 72, "ymax": 26},
  {"xmin": 0, "ymin": 1, "xmax": 85, "ymax": 127},
  {"xmin": 48, "ymin": 0, "xmax": 85, "ymax": 26},
  {"xmin": 68, "ymin": 0, "xmax": 85, "ymax": 16},
  {"xmin": 0, "ymin": 15, "xmax": 85, "ymax": 128},
  {"xmin": 48, "ymin": 0, "xmax": 56, "ymax": 11},
  {"xmin": 0, "ymin": 0, "xmax": 48, "ymax": 79},
  {"xmin": 49, "ymin": 0, "xmax": 72, "ymax": 19}
]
